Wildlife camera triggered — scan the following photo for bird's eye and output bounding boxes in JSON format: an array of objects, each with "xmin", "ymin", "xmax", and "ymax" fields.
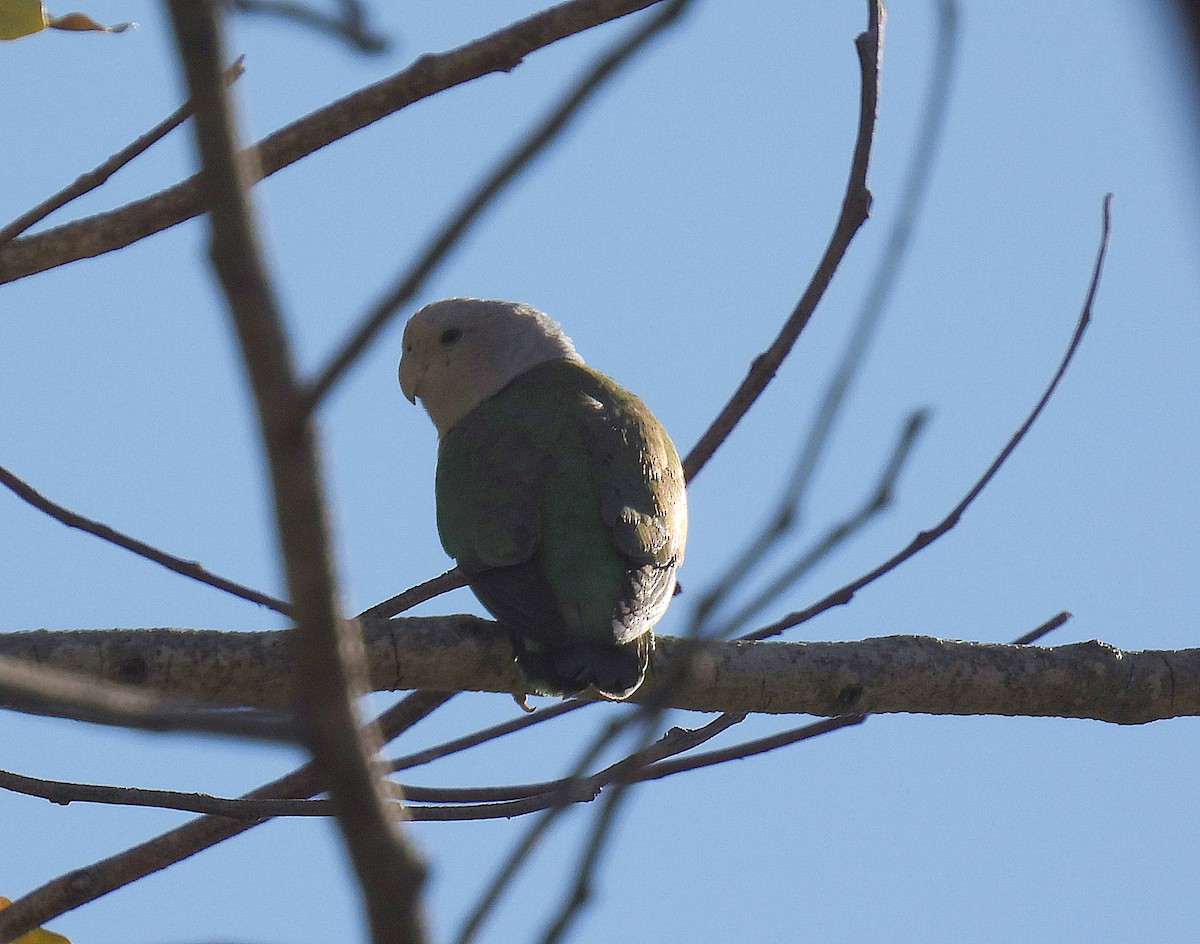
[{"xmin": 439, "ymin": 328, "xmax": 462, "ymax": 345}]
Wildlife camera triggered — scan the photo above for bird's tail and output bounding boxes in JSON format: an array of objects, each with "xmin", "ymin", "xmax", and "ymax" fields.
[{"xmin": 511, "ymin": 633, "xmax": 652, "ymax": 700}]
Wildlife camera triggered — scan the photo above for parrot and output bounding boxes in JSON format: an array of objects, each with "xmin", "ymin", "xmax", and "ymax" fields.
[{"xmin": 398, "ymin": 298, "xmax": 687, "ymax": 700}]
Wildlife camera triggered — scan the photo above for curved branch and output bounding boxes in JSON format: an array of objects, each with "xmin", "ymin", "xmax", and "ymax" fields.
[
  {"xmin": 694, "ymin": 0, "xmax": 957, "ymax": 625},
  {"xmin": 682, "ymin": 0, "xmax": 884, "ymax": 482}
]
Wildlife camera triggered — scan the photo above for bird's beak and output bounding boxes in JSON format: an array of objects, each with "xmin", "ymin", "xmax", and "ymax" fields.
[{"xmin": 398, "ymin": 357, "xmax": 423, "ymax": 404}]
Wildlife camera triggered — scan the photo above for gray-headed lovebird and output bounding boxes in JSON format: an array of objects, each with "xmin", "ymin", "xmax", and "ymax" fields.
[{"xmin": 399, "ymin": 298, "xmax": 687, "ymax": 700}]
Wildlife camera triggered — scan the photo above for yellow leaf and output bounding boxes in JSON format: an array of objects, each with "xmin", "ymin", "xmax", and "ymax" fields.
[
  {"xmin": 0, "ymin": 897, "xmax": 73, "ymax": 944},
  {"xmin": 0, "ymin": 0, "xmax": 132, "ymax": 38},
  {"xmin": 0, "ymin": 0, "xmax": 46, "ymax": 39}
]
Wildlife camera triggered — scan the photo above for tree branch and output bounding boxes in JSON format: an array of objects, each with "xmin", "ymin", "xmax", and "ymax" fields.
[
  {"xmin": 694, "ymin": 0, "xmax": 957, "ymax": 627},
  {"xmin": 746, "ymin": 193, "xmax": 1113, "ymax": 645},
  {"xmin": 0, "ymin": 652, "xmax": 293, "ymax": 739},
  {"xmin": 0, "ymin": 0, "xmax": 666, "ymax": 285},
  {"xmin": 0, "ymin": 623, "xmax": 1193, "ymax": 724},
  {"xmin": 165, "ymin": 5, "xmax": 428, "ymax": 943},
  {"xmin": 0, "ymin": 462, "xmax": 290, "ymax": 616}
]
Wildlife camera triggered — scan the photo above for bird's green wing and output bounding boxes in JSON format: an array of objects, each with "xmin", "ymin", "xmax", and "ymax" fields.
[{"xmin": 568, "ymin": 363, "xmax": 687, "ymax": 570}]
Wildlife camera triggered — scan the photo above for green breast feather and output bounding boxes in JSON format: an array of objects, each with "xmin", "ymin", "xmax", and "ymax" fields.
[{"xmin": 435, "ymin": 359, "xmax": 686, "ymax": 698}]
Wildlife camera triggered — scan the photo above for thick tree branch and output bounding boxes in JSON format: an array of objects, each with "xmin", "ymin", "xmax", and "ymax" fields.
[
  {"xmin": 0, "ymin": 623, "xmax": 1194, "ymax": 724},
  {"xmin": 166, "ymin": 5, "xmax": 427, "ymax": 943},
  {"xmin": 0, "ymin": 0, "xmax": 665, "ymax": 284}
]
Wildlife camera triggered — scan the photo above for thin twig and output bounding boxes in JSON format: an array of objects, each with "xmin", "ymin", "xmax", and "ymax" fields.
[
  {"xmin": 167, "ymin": 5, "xmax": 427, "ymax": 943},
  {"xmin": 229, "ymin": 0, "xmax": 386, "ymax": 52},
  {"xmin": 0, "ymin": 0, "xmax": 667, "ymax": 284},
  {"xmin": 0, "ymin": 59, "xmax": 246, "ymax": 249},
  {"xmin": 0, "ymin": 768, "xmax": 569, "ymax": 819},
  {"xmin": 745, "ymin": 194, "xmax": 1113, "ymax": 644},
  {"xmin": 0, "ymin": 690, "xmax": 449, "ymax": 940},
  {"xmin": 0, "ymin": 458, "xmax": 463, "ymax": 632},
  {"xmin": 387, "ymin": 699, "xmax": 586, "ymax": 772},
  {"xmin": 681, "ymin": 0, "xmax": 885, "ymax": 484},
  {"xmin": 634, "ymin": 713, "xmax": 868, "ymax": 782},
  {"xmin": 0, "ymin": 462, "xmax": 291, "ymax": 616},
  {"xmin": 360, "ymin": 567, "xmax": 467, "ymax": 619},
  {"xmin": 0, "ymin": 768, "xmax": 315, "ymax": 818},
  {"xmin": 304, "ymin": 0, "xmax": 691, "ymax": 409},
  {"xmin": 1012, "ymin": 610, "xmax": 1072, "ymax": 646}
]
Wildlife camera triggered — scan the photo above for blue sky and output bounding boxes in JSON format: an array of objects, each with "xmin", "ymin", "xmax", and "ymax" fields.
[{"xmin": 2, "ymin": 2, "xmax": 1199, "ymax": 942}]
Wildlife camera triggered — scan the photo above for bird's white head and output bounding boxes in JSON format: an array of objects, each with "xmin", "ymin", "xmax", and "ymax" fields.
[{"xmin": 398, "ymin": 298, "xmax": 583, "ymax": 436}]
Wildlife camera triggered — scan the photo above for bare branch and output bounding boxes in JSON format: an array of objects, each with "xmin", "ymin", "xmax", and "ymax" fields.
[
  {"xmin": 634, "ymin": 713, "xmax": 867, "ymax": 782},
  {"xmin": 0, "ymin": 462, "xmax": 290, "ymax": 616},
  {"xmin": 682, "ymin": 0, "xmax": 885, "ymax": 483},
  {"xmin": 1013, "ymin": 610, "xmax": 1072, "ymax": 646},
  {"xmin": 387, "ymin": 699, "xmax": 586, "ymax": 772},
  {"xmin": 0, "ymin": 690, "xmax": 449, "ymax": 939},
  {"xmin": 0, "ymin": 0, "xmax": 667, "ymax": 285},
  {"xmin": 0, "ymin": 58, "xmax": 245, "ymax": 248},
  {"xmin": 2, "ymin": 618, "xmax": 1192, "ymax": 723},
  {"xmin": 0, "ymin": 768, "xmax": 318, "ymax": 818}
]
